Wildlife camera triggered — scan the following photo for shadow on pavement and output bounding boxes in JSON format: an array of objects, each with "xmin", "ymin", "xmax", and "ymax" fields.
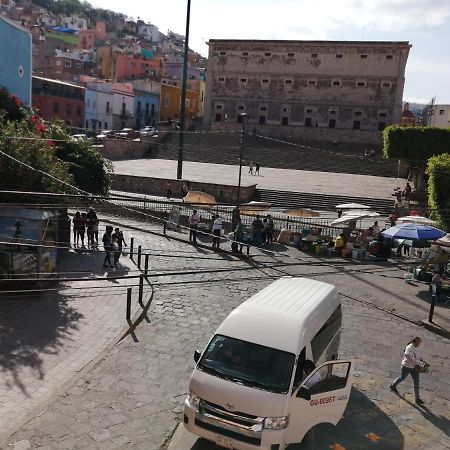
[
  {"xmin": 416, "ymin": 290, "xmax": 450, "ymax": 309},
  {"xmin": 182, "ymin": 388, "xmax": 404, "ymax": 450}
]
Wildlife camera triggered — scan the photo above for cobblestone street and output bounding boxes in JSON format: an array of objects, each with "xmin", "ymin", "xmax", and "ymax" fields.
[{"xmin": 2, "ymin": 216, "xmax": 450, "ymax": 449}]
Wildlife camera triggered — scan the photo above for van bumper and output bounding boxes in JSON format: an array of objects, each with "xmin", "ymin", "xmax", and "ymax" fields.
[{"xmin": 184, "ymin": 398, "xmax": 286, "ymax": 450}]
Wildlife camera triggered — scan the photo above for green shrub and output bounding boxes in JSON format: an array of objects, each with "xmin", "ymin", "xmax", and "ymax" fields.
[
  {"xmin": 383, "ymin": 125, "xmax": 450, "ymax": 160},
  {"xmin": 426, "ymin": 154, "xmax": 450, "ymax": 231}
]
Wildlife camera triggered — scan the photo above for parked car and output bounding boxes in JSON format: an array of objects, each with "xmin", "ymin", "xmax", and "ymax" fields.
[
  {"xmin": 140, "ymin": 126, "xmax": 157, "ymax": 137},
  {"xmin": 71, "ymin": 134, "xmax": 88, "ymax": 142}
]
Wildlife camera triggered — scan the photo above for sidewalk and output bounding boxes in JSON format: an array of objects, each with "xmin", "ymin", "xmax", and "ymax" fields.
[
  {"xmin": 0, "ymin": 248, "xmax": 143, "ymax": 445},
  {"xmin": 113, "ymin": 159, "xmax": 400, "ymax": 200}
]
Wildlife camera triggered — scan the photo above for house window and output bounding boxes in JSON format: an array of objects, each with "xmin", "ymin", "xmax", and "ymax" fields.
[
  {"xmin": 282, "ymin": 107, "xmax": 289, "ymax": 113},
  {"xmin": 66, "ymin": 104, "xmax": 72, "ymax": 115},
  {"xmin": 379, "ymin": 112, "xmax": 387, "ymax": 118},
  {"xmin": 382, "ymin": 82, "xmax": 392, "ymax": 88},
  {"xmin": 285, "ymin": 79, "xmax": 293, "ymax": 85},
  {"xmin": 360, "ymin": 54, "xmax": 367, "ymax": 59},
  {"xmin": 265, "ymin": 52, "xmax": 271, "ymax": 57},
  {"xmin": 260, "ymin": 106, "xmax": 267, "ymax": 111},
  {"xmin": 353, "ymin": 120, "xmax": 361, "ymax": 130},
  {"xmin": 56, "ymin": 60, "xmax": 61, "ymax": 66},
  {"xmin": 85, "ymin": 119, "xmax": 88, "ymax": 129},
  {"xmin": 386, "ymin": 54, "xmax": 394, "ymax": 60},
  {"xmin": 76, "ymin": 105, "xmax": 81, "ymax": 116},
  {"xmin": 354, "ymin": 111, "xmax": 362, "ymax": 117},
  {"xmin": 378, "ymin": 122, "xmax": 386, "ymax": 130},
  {"xmin": 332, "ymin": 80, "xmax": 342, "ymax": 86},
  {"xmin": 439, "ymin": 110, "xmax": 445, "ymax": 115},
  {"xmin": 216, "ymin": 104, "xmax": 223, "ymax": 110},
  {"xmin": 87, "ymin": 98, "xmax": 91, "ymax": 108},
  {"xmin": 238, "ymin": 105, "xmax": 245, "ymax": 110},
  {"xmin": 215, "ymin": 113, "xmax": 222, "ymax": 122},
  {"xmin": 356, "ymin": 81, "xmax": 366, "ymax": 87},
  {"xmin": 106, "ymin": 101, "xmax": 110, "ymax": 113},
  {"xmin": 329, "ymin": 119, "xmax": 336, "ymax": 128},
  {"xmin": 311, "ymin": 53, "xmax": 318, "ymax": 58},
  {"xmin": 76, "ymin": 63, "xmax": 81, "ymax": 68},
  {"xmin": 240, "ymin": 78, "xmax": 247, "ymax": 83},
  {"xmin": 281, "ymin": 117, "xmax": 289, "ymax": 126},
  {"xmin": 305, "ymin": 117, "xmax": 312, "ymax": 127},
  {"xmin": 242, "ymin": 52, "xmax": 248, "ymax": 56},
  {"xmin": 64, "ymin": 60, "xmax": 72, "ymax": 67},
  {"xmin": 53, "ymin": 102, "xmax": 59, "ymax": 113},
  {"xmin": 336, "ymin": 54, "xmax": 343, "ymax": 59},
  {"xmin": 259, "ymin": 116, "xmax": 266, "ymax": 125},
  {"xmin": 145, "ymin": 103, "xmax": 150, "ymax": 115},
  {"xmin": 104, "ymin": 122, "xmax": 108, "ymax": 129},
  {"xmin": 262, "ymin": 79, "xmax": 269, "ymax": 84},
  {"xmin": 329, "ymin": 109, "xmax": 337, "ymax": 115},
  {"xmin": 306, "ymin": 108, "xmax": 313, "ymax": 114},
  {"xmin": 218, "ymin": 77, "xmax": 225, "ymax": 82},
  {"xmin": 288, "ymin": 52, "xmax": 294, "ymax": 57},
  {"xmin": 219, "ymin": 51, "xmax": 226, "ymax": 56},
  {"xmin": 308, "ymin": 79, "xmax": 317, "ymax": 86}
]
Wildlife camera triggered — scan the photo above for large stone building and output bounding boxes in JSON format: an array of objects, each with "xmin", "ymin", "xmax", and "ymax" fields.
[{"xmin": 204, "ymin": 40, "xmax": 411, "ymax": 142}]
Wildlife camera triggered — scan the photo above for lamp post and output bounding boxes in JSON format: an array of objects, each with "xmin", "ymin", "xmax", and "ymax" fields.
[
  {"xmin": 236, "ymin": 113, "xmax": 249, "ymax": 209},
  {"xmin": 177, "ymin": 0, "xmax": 192, "ymax": 180}
]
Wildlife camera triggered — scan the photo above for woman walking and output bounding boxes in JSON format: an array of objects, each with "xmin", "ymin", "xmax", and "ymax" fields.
[{"xmin": 390, "ymin": 337, "xmax": 426, "ymax": 404}]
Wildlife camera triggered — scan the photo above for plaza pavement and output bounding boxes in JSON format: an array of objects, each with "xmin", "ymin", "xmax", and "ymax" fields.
[
  {"xmin": 4, "ymin": 213, "xmax": 449, "ymax": 450},
  {"xmin": 113, "ymin": 159, "xmax": 401, "ymax": 200}
]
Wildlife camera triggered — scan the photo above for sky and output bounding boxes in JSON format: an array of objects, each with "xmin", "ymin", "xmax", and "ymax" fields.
[{"xmin": 91, "ymin": 0, "xmax": 450, "ymax": 104}]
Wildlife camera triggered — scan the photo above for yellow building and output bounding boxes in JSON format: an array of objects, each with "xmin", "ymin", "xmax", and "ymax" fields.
[{"xmin": 160, "ymin": 83, "xmax": 198, "ymax": 122}]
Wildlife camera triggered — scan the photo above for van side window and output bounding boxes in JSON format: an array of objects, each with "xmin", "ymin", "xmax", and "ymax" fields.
[
  {"xmin": 311, "ymin": 306, "xmax": 342, "ymax": 361},
  {"xmin": 308, "ymin": 361, "xmax": 350, "ymax": 395}
]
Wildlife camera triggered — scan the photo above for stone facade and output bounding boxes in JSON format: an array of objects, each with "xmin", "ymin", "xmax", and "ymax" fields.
[{"xmin": 204, "ymin": 40, "xmax": 410, "ymax": 135}]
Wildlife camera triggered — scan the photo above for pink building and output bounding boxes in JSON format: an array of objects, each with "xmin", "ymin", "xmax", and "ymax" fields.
[{"xmin": 114, "ymin": 53, "xmax": 162, "ymax": 81}]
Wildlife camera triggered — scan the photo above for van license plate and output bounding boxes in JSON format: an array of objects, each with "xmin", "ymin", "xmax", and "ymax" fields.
[{"xmin": 216, "ymin": 436, "xmax": 234, "ymax": 449}]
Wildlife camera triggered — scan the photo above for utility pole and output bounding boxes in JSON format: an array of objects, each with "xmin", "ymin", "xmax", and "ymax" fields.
[
  {"xmin": 236, "ymin": 113, "xmax": 249, "ymax": 208},
  {"xmin": 177, "ymin": 0, "xmax": 192, "ymax": 180}
]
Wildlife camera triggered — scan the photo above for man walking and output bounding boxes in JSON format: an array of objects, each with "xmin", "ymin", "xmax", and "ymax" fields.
[
  {"xmin": 248, "ymin": 161, "xmax": 254, "ymax": 175},
  {"xmin": 212, "ymin": 215, "xmax": 223, "ymax": 248},
  {"xmin": 102, "ymin": 226, "xmax": 114, "ymax": 268},
  {"xmin": 112, "ymin": 227, "xmax": 127, "ymax": 265},
  {"xmin": 189, "ymin": 209, "xmax": 200, "ymax": 243},
  {"xmin": 255, "ymin": 163, "xmax": 260, "ymax": 175}
]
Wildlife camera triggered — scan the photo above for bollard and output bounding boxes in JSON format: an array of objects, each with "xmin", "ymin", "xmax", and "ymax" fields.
[
  {"xmin": 428, "ymin": 293, "xmax": 436, "ymax": 323},
  {"xmin": 130, "ymin": 237, "xmax": 134, "ymax": 259},
  {"xmin": 144, "ymin": 254, "xmax": 149, "ymax": 275},
  {"xmin": 126, "ymin": 287, "xmax": 132, "ymax": 321},
  {"xmin": 138, "ymin": 274, "xmax": 144, "ymax": 305},
  {"xmin": 137, "ymin": 245, "xmax": 142, "ymax": 268}
]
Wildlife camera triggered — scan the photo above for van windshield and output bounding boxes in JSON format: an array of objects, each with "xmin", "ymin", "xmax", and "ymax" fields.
[{"xmin": 198, "ymin": 335, "xmax": 295, "ymax": 394}]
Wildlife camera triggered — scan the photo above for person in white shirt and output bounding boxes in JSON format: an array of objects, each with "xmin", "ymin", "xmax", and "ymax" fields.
[
  {"xmin": 212, "ymin": 215, "xmax": 223, "ymax": 248},
  {"xmin": 372, "ymin": 221, "xmax": 380, "ymax": 237},
  {"xmin": 390, "ymin": 337, "xmax": 425, "ymax": 404},
  {"xmin": 189, "ymin": 210, "xmax": 200, "ymax": 243}
]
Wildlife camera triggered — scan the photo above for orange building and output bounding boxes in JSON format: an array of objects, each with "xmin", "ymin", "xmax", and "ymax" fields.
[
  {"xmin": 114, "ymin": 53, "xmax": 162, "ymax": 80},
  {"xmin": 78, "ymin": 29, "xmax": 96, "ymax": 50},
  {"xmin": 160, "ymin": 83, "xmax": 198, "ymax": 122},
  {"xmin": 95, "ymin": 21, "xmax": 106, "ymax": 40},
  {"xmin": 400, "ymin": 103, "xmax": 416, "ymax": 127}
]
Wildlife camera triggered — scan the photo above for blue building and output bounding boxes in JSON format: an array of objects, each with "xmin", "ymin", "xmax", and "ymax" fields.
[
  {"xmin": 0, "ymin": 17, "xmax": 32, "ymax": 106},
  {"xmin": 132, "ymin": 80, "xmax": 160, "ymax": 129}
]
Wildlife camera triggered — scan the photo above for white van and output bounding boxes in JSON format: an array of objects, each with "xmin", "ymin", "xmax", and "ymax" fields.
[{"xmin": 184, "ymin": 277, "xmax": 353, "ymax": 449}]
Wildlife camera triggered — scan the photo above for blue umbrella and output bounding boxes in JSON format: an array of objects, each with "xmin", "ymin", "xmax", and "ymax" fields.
[{"xmin": 381, "ymin": 223, "xmax": 446, "ymax": 240}]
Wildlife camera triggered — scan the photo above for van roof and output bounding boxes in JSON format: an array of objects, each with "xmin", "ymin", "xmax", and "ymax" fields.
[{"xmin": 217, "ymin": 277, "xmax": 339, "ymax": 354}]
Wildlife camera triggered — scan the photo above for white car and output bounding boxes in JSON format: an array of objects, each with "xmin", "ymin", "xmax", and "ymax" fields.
[
  {"xmin": 140, "ymin": 126, "xmax": 157, "ymax": 136},
  {"xmin": 71, "ymin": 134, "xmax": 88, "ymax": 142}
]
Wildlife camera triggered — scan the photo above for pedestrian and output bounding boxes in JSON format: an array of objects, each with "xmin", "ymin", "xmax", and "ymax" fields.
[
  {"xmin": 430, "ymin": 272, "xmax": 442, "ymax": 303},
  {"xmin": 231, "ymin": 207, "xmax": 241, "ymax": 231},
  {"xmin": 182, "ymin": 182, "xmax": 189, "ymax": 198},
  {"xmin": 248, "ymin": 161, "xmax": 254, "ymax": 175},
  {"xmin": 189, "ymin": 209, "xmax": 200, "ymax": 243},
  {"xmin": 390, "ymin": 337, "xmax": 426, "ymax": 404},
  {"xmin": 265, "ymin": 215, "xmax": 274, "ymax": 244},
  {"xmin": 79, "ymin": 213, "xmax": 87, "ymax": 247},
  {"xmin": 112, "ymin": 227, "xmax": 126, "ymax": 265},
  {"xmin": 232, "ymin": 218, "xmax": 245, "ymax": 253},
  {"xmin": 212, "ymin": 214, "xmax": 223, "ymax": 248},
  {"xmin": 102, "ymin": 226, "xmax": 114, "ymax": 268},
  {"xmin": 86, "ymin": 207, "xmax": 97, "ymax": 248},
  {"xmin": 167, "ymin": 181, "xmax": 172, "ymax": 199},
  {"xmin": 255, "ymin": 163, "xmax": 260, "ymax": 175},
  {"xmin": 72, "ymin": 211, "xmax": 82, "ymax": 247},
  {"xmin": 262, "ymin": 218, "xmax": 268, "ymax": 244},
  {"xmin": 389, "ymin": 211, "xmax": 397, "ymax": 227},
  {"xmin": 92, "ymin": 219, "xmax": 99, "ymax": 248},
  {"xmin": 252, "ymin": 215, "xmax": 264, "ymax": 245},
  {"xmin": 372, "ymin": 221, "xmax": 380, "ymax": 237}
]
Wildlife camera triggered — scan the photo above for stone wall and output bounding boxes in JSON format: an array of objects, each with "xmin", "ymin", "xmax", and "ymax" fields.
[
  {"xmin": 95, "ymin": 138, "xmax": 151, "ymax": 160},
  {"xmin": 112, "ymin": 174, "xmax": 256, "ymax": 204},
  {"xmin": 211, "ymin": 122, "xmax": 382, "ymax": 145}
]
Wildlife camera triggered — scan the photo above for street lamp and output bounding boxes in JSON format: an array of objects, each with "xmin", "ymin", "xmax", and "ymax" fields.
[
  {"xmin": 236, "ymin": 113, "xmax": 250, "ymax": 209},
  {"xmin": 177, "ymin": 0, "xmax": 192, "ymax": 180}
]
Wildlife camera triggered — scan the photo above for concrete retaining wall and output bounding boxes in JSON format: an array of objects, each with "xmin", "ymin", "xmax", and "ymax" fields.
[
  {"xmin": 112, "ymin": 174, "xmax": 256, "ymax": 204},
  {"xmin": 95, "ymin": 138, "xmax": 150, "ymax": 160},
  {"xmin": 211, "ymin": 122, "xmax": 382, "ymax": 145}
]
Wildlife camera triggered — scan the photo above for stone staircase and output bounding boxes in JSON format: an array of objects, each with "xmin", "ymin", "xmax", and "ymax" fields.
[
  {"xmin": 254, "ymin": 188, "xmax": 395, "ymax": 215},
  {"xmin": 156, "ymin": 131, "xmax": 398, "ymax": 177}
]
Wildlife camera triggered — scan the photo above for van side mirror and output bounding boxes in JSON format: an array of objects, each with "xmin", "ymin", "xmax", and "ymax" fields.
[
  {"xmin": 297, "ymin": 386, "xmax": 311, "ymax": 401},
  {"xmin": 194, "ymin": 350, "xmax": 201, "ymax": 363}
]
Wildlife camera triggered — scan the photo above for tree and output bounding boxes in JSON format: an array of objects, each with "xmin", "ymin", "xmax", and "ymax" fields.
[{"xmin": 426, "ymin": 154, "xmax": 450, "ymax": 231}]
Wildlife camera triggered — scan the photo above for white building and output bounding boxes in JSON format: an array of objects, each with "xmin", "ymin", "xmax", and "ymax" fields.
[
  {"xmin": 60, "ymin": 15, "xmax": 87, "ymax": 31},
  {"xmin": 426, "ymin": 104, "xmax": 450, "ymax": 128},
  {"xmin": 85, "ymin": 81, "xmax": 134, "ymax": 131},
  {"xmin": 138, "ymin": 23, "xmax": 160, "ymax": 43}
]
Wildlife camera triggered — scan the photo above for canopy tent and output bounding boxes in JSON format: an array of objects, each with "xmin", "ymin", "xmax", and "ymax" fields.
[
  {"xmin": 436, "ymin": 233, "xmax": 450, "ymax": 248},
  {"xmin": 335, "ymin": 203, "xmax": 371, "ymax": 210},
  {"xmin": 397, "ymin": 215, "xmax": 437, "ymax": 226},
  {"xmin": 281, "ymin": 208, "xmax": 320, "ymax": 218},
  {"xmin": 183, "ymin": 191, "xmax": 216, "ymax": 207},
  {"xmin": 239, "ymin": 201, "xmax": 271, "ymax": 216},
  {"xmin": 331, "ymin": 211, "xmax": 380, "ymax": 226},
  {"xmin": 381, "ymin": 223, "xmax": 446, "ymax": 241}
]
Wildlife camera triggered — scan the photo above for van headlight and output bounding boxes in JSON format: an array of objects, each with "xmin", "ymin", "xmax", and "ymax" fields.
[
  {"xmin": 264, "ymin": 416, "xmax": 289, "ymax": 430},
  {"xmin": 188, "ymin": 392, "xmax": 201, "ymax": 408}
]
